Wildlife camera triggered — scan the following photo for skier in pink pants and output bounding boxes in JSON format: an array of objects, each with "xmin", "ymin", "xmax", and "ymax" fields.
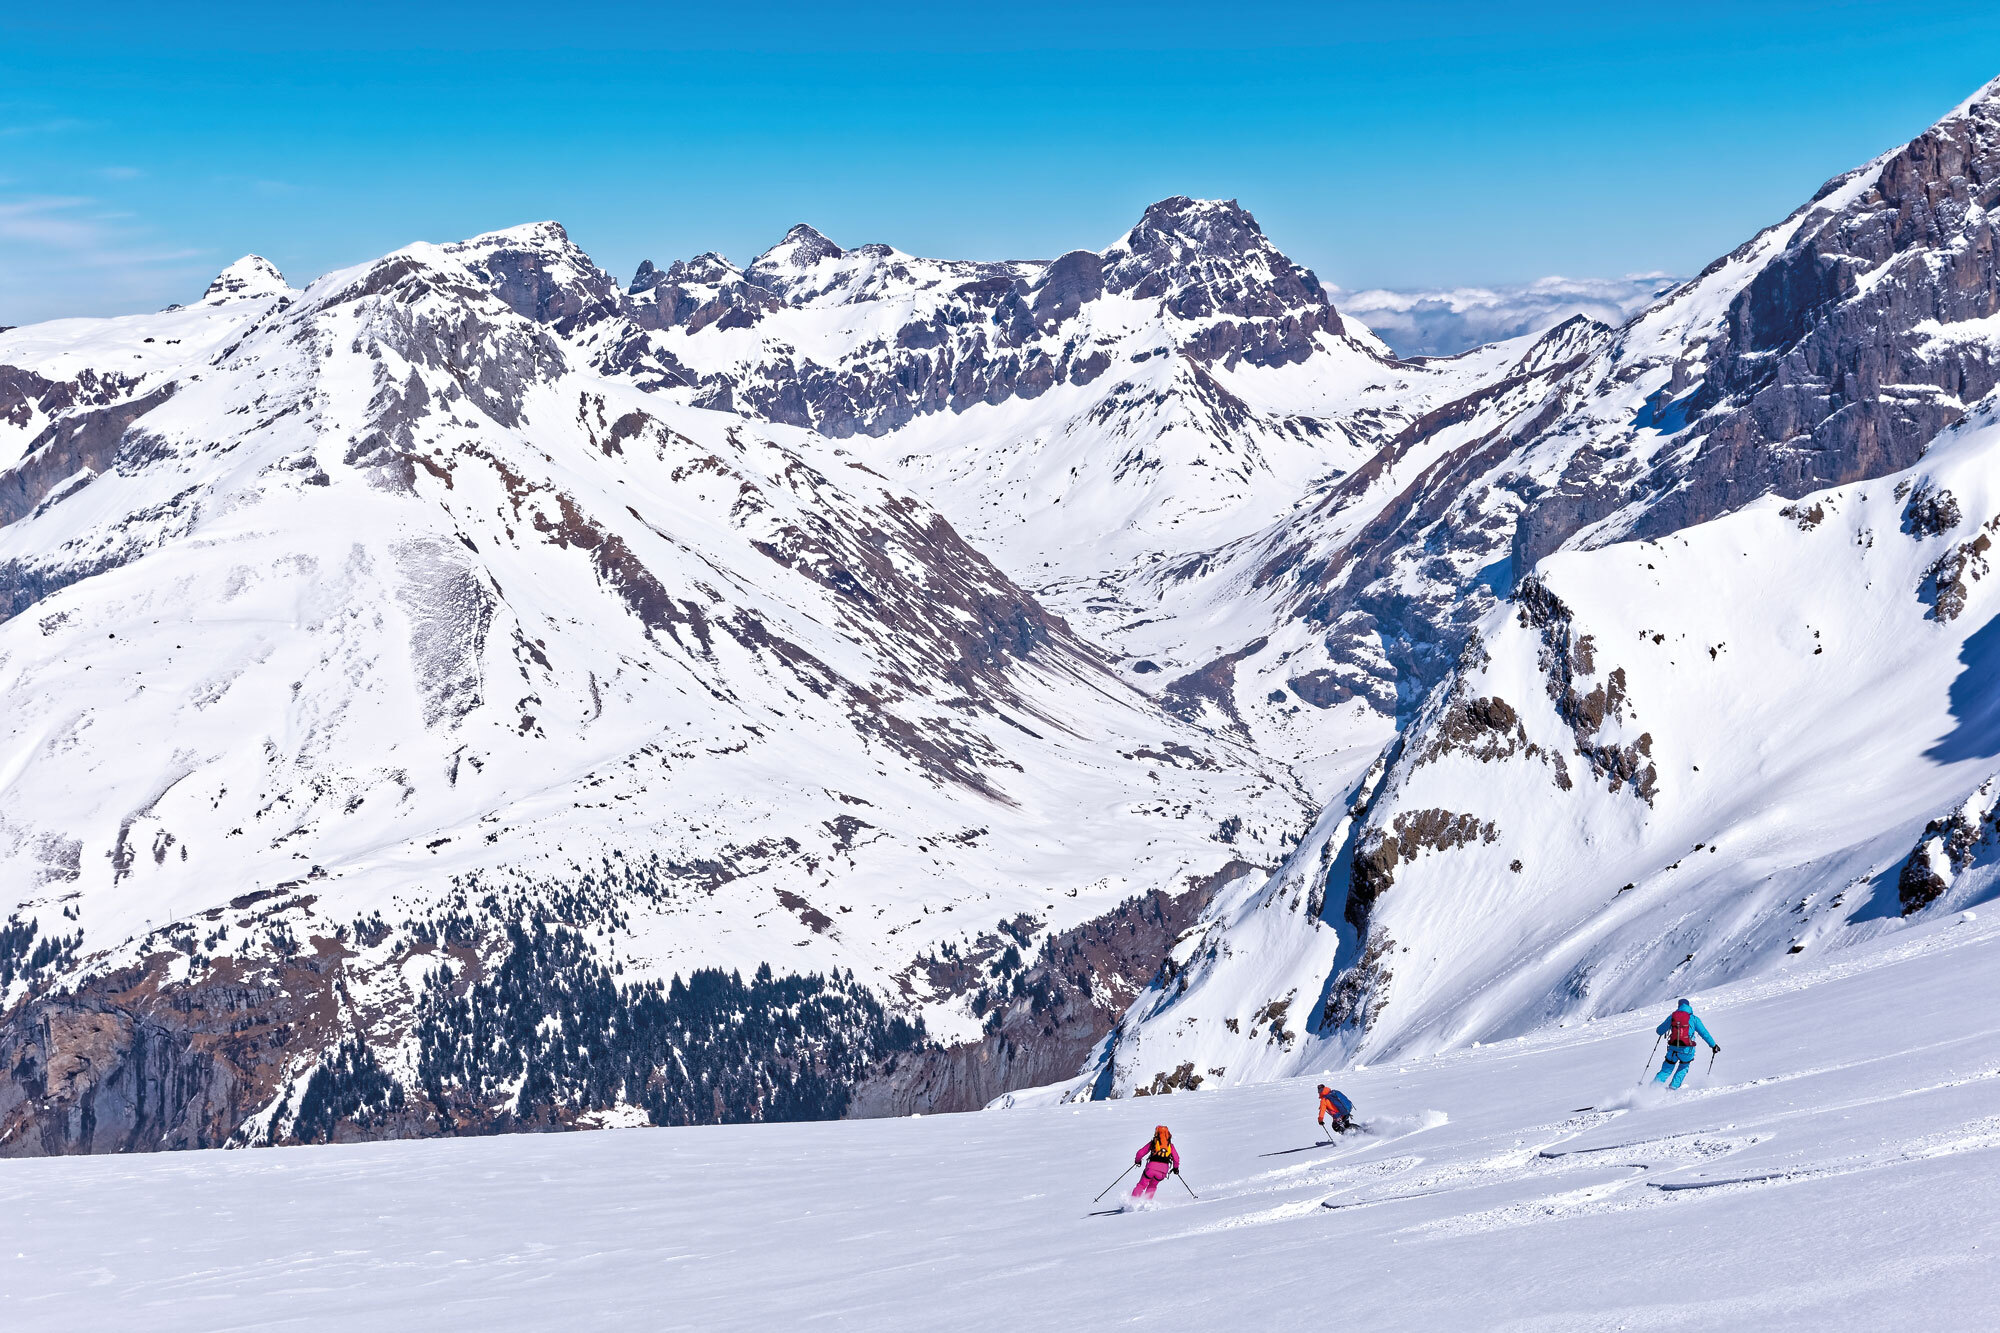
[{"xmin": 1131, "ymin": 1125, "xmax": 1180, "ymax": 1203}]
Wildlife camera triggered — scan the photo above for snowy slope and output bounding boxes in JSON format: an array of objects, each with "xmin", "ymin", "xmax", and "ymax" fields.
[
  {"xmin": 0, "ymin": 227, "xmax": 1310, "ymax": 1150},
  {"xmin": 1337, "ymin": 404, "xmax": 2000, "ymax": 1049},
  {"xmin": 4, "ymin": 903, "xmax": 1996, "ymax": 1329}
]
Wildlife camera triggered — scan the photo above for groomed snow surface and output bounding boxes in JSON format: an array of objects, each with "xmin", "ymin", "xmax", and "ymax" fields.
[{"xmin": 5, "ymin": 906, "xmax": 1996, "ymax": 1329}]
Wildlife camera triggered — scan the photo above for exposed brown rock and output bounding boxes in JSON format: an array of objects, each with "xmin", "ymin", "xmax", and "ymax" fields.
[
  {"xmin": 0, "ymin": 933, "xmax": 353, "ymax": 1156},
  {"xmin": 1921, "ymin": 521, "xmax": 1996, "ymax": 622},
  {"xmin": 1349, "ymin": 808, "xmax": 1499, "ymax": 931}
]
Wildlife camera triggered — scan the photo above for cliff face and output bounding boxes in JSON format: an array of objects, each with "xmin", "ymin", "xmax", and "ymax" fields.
[
  {"xmin": 0, "ymin": 913, "xmax": 348, "ymax": 1154},
  {"xmin": 1518, "ymin": 79, "xmax": 2000, "ymax": 570}
]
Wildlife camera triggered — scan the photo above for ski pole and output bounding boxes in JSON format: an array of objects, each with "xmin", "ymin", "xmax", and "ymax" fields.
[
  {"xmin": 1708, "ymin": 1047, "xmax": 1717, "ymax": 1076},
  {"xmin": 1640, "ymin": 1034, "xmax": 1660, "ymax": 1078},
  {"xmin": 1093, "ymin": 1164, "xmax": 1136, "ymax": 1203},
  {"xmin": 1176, "ymin": 1172, "xmax": 1198, "ymax": 1199}
]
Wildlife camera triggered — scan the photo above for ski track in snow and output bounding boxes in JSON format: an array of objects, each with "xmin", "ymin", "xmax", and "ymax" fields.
[{"xmin": 3, "ymin": 908, "xmax": 1998, "ymax": 1329}]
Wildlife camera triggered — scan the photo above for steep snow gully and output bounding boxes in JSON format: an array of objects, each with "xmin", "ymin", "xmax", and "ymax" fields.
[{"xmin": 9, "ymin": 68, "xmax": 2000, "ymax": 1226}]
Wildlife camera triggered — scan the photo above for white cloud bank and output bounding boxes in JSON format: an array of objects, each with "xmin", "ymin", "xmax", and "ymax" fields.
[{"xmin": 1334, "ymin": 273, "xmax": 1682, "ymax": 358}]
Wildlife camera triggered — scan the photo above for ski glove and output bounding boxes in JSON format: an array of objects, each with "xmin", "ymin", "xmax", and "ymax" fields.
[{"xmin": 1710, "ymin": 1045, "xmax": 1721, "ymax": 1053}]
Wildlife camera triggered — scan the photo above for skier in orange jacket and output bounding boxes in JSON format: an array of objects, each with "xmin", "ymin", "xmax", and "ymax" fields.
[{"xmin": 1318, "ymin": 1084, "xmax": 1353, "ymax": 1134}]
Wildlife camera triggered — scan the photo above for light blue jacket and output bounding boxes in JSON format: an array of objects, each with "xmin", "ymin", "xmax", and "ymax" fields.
[{"xmin": 1657, "ymin": 999, "xmax": 1716, "ymax": 1050}]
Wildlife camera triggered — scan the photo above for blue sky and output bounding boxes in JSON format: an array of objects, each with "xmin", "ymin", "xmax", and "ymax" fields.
[{"xmin": 4, "ymin": 1, "xmax": 2000, "ymax": 324}]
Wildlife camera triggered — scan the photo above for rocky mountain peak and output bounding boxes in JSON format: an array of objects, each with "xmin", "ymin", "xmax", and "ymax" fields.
[
  {"xmin": 1506, "ymin": 69, "xmax": 2000, "ymax": 579},
  {"xmin": 1124, "ymin": 195, "xmax": 1265, "ymax": 249},
  {"xmin": 629, "ymin": 252, "xmax": 745, "ymax": 294},
  {"xmin": 1939, "ymin": 71, "xmax": 2000, "ymax": 125},
  {"xmin": 440, "ymin": 221, "xmax": 624, "ymax": 336},
  {"xmin": 201, "ymin": 255, "xmax": 291, "ymax": 304},
  {"xmin": 620, "ymin": 251, "xmax": 777, "ymax": 340},
  {"xmin": 1028, "ymin": 249, "xmax": 1105, "ymax": 327},
  {"xmin": 747, "ymin": 223, "xmax": 846, "ymax": 294},
  {"xmin": 442, "ymin": 221, "xmax": 596, "ymax": 276},
  {"xmin": 1099, "ymin": 196, "xmax": 1345, "ymax": 362},
  {"xmin": 627, "ymin": 258, "xmax": 665, "ymax": 294},
  {"xmin": 465, "ymin": 219, "xmax": 574, "ymax": 249}
]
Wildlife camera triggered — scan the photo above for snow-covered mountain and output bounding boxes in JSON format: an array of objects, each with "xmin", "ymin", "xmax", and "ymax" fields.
[
  {"xmin": 0, "ymin": 223, "xmax": 1312, "ymax": 1151},
  {"xmin": 11, "ymin": 73, "xmax": 2000, "ymax": 1155},
  {"xmin": 1085, "ymin": 73, "xmax": 2000, "ymax": 1098}
]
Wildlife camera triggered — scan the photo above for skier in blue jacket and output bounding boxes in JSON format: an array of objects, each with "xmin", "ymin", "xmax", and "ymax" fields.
[{"xmin": 1654, "ymin": 998, "xmax": 1719, "ymax": 1089}]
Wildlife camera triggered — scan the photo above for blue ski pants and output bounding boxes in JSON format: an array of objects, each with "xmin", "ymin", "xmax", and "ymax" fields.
[{"xmin": 1655, "ymin": 1042, "xmax": 1697, "ymax": 1089}]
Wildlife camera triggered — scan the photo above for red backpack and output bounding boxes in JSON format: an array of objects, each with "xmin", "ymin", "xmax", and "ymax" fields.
[{"xmin": 1668, "ymin": 1009, "xmax": 1693, "ymax": 1047}]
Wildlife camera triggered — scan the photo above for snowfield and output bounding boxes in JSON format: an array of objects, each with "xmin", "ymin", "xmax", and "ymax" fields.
[{"xmin": 5, "ymin": 905, "xmax": 1996, "ymax": 1330}]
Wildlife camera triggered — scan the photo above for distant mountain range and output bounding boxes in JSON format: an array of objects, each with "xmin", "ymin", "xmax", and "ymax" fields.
[{"xmin": 5, "ymin": 75, "xmax": 2000, "ymax": 1152}]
